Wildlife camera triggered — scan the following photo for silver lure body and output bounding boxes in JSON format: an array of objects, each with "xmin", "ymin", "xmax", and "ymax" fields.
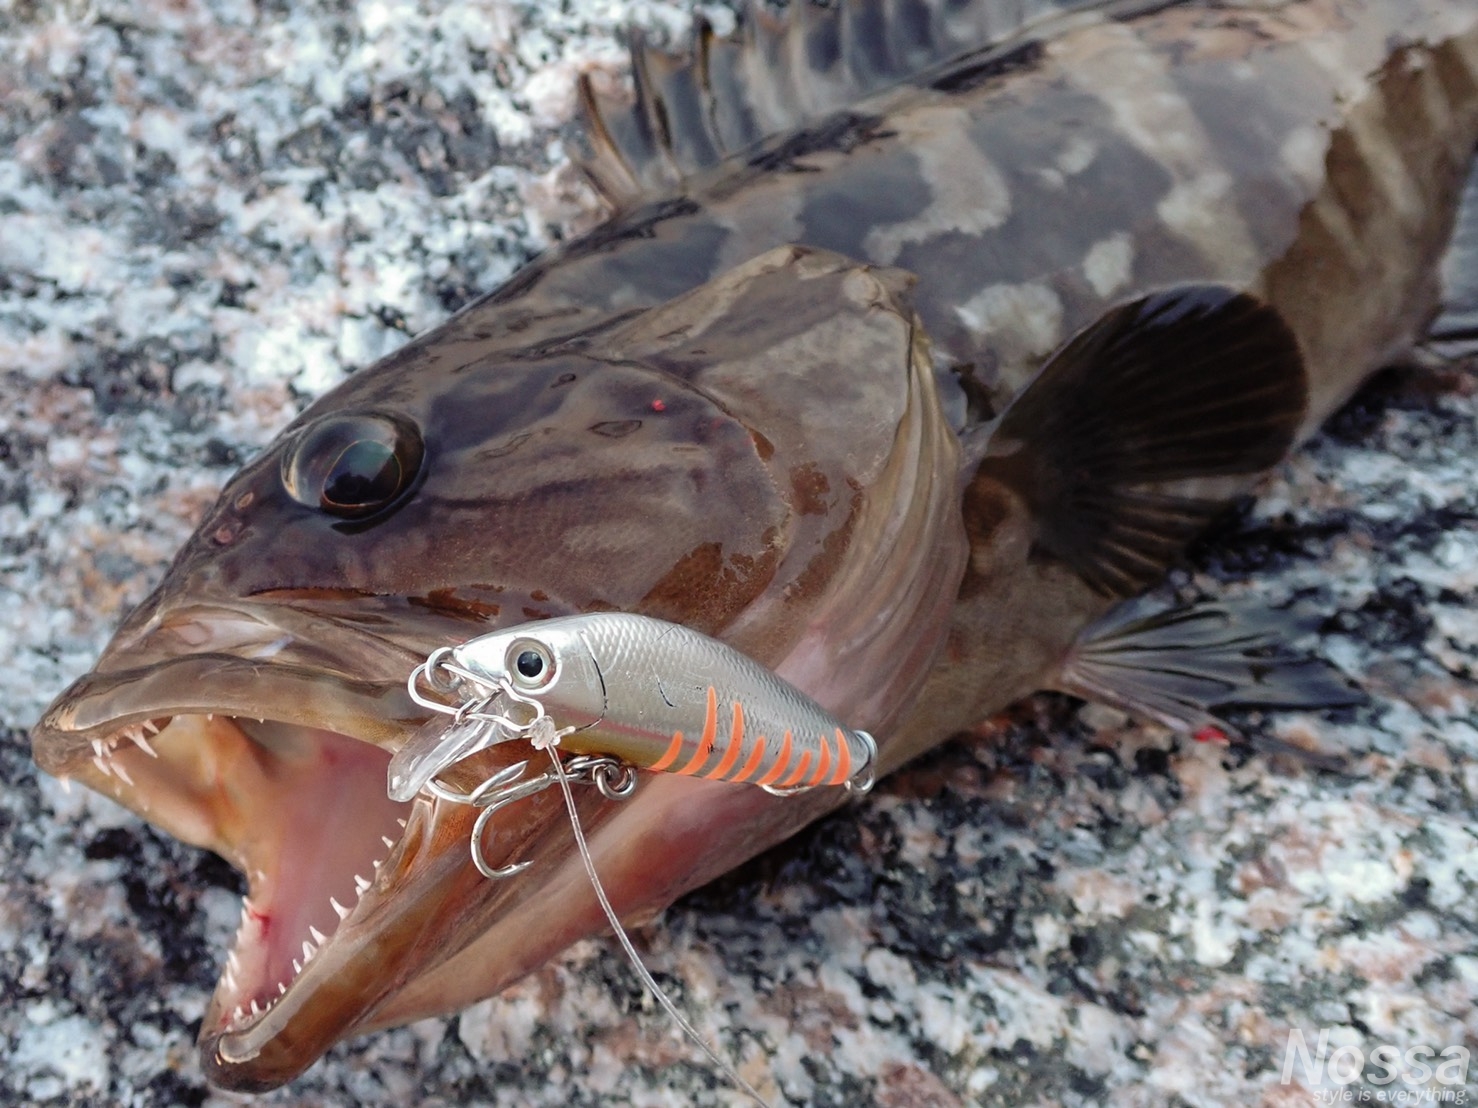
[{"xmin": 390, "ymin": 614, "xmax": 877, "ymax": 803}]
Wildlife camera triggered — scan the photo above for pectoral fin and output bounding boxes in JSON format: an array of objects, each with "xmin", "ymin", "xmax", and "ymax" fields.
[
  {"xmin": 977, "ymin": 285, "xmax": 1307, "ymax": 597},
  {"xmin": 1055, "ymin": 598, "xmax": 1363, "ymax": 767}
]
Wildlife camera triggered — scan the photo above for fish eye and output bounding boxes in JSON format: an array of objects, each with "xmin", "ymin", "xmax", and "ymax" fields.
[
  {"xmin": 282, "ymin": 411, "xmax": 424, "ymax": 518},
  {"xmin": 507, "ymin": 641, "xmax": 555, "ymax": 689}
]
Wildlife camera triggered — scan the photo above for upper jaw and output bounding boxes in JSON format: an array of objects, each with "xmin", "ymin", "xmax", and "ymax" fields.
[{"xmin": 32, "ymin": 588, "xmax": 533, "ymax": 770}]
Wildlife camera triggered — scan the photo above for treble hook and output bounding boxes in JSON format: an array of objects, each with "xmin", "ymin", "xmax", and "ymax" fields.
[
  {"xmin": 471, "ymin": 799, "xmax": 536, "ymax": 879},
  {"xmin": 466, "ymin": 756, "xmax": 562, "ymax": 878},
  {"xmin": 401, "ymin": 650, "xmax": 641, "ymax": 879},
  {"xmin": 464, "ymin": 753, "xmax": 639, "ymax": 879}
]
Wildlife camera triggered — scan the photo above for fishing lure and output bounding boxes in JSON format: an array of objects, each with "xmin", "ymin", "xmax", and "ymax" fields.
[
  {"xmin": 388, "ymin": 613, "xmax": 877, "ymax": 1108},
  {"xmin": 389, "ymin": 612, "xmax": 877, "ymax": 807}
]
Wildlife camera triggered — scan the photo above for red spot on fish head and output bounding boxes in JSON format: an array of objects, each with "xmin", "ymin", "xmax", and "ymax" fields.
[
  {"xmin": 650, "ymin": 398, "xmax": 666, "ymax": 412},
  {"xmin": 1193, "ymin": 726, "xmax": 1229, "ymax": 745}
]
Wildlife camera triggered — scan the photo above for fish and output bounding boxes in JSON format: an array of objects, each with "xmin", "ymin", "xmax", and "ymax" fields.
[{"xmin": 28, "ymin": 0, "xmax": 1478, "ymax": 1093}]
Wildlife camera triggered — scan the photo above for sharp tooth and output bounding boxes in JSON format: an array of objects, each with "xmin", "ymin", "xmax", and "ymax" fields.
[
  {"xmin": 302, "ymin": 940, "xmax": 315, "ymax": 963},
  {"xmin": 330, "ymin": 897, "xmax": 349, "ymax": 920},
  {"xmin": 206, "ymin": 713, "xmax": 214, "ymax": 721},
  {"xmin": 227, "ymin": 951, "xmax": 241, "ymax": 972},
  {"xmin": 278, "ymin": 982, "xmax": 287, "ymax": 996},
  {"xmin": 372, "ymin": 859, "xmax": 381, "ymax": 870},
  {"xmin": 309, "ymin": 926, "xmax": 326, "ymax": 945},
  {"xmin": 397, "ymin": 818, "xmax": 407, "ymax": 828},
  {"xmin": 128, "ymin": 730, "xmax": 159, "ymax": 758},
  {"xmin": 58, "ymin": 776, "xmax": 72, "ymax": 795},
  {"xmin": 143, "ymin": 719, "xmax": 161, "ymax": 735},
  {"xmin": 111, "ymin": 760, "xmax": 135, "ymax": 786},
  {"xmin": 91, "ymin": 739, "xmax": 105, "ymax": 757},
  {"xmin": 250, "ymin": 999, "xmax": 260, "ymax": 1016},
  {"xmin": 381, "ymin": 836, "xmax": 396, "ymax": 850},
  {"xmin": 92, "ymin": 755, "xmax": 112, "ymax": 777},
  {"xmin": 292, "ymin": 958, "xmax": 302, "ymax": 975},
  {"xmin": 233, "ymin": 1005, "xmax": 245, "ymax": 1023},
  {"xmin": 224, "ymin": 967, "xmax": 237, "ymax": 990},
  {"xmin": 354, "ymin": 874, "xmax": 370, "ymax": 894}
]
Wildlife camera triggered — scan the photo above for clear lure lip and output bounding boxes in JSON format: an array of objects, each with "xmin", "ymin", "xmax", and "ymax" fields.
[
  {"xmin": 387, "ymin": 648, "xmax": 535, "ymax": 802},
  {"xmin": 386, "ymin": 714, "xmax": 503, "ymax": 802}
]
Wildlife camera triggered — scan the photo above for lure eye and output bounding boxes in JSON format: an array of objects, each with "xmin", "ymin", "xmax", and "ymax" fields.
[
  {"xmin": 507, "ymin": 641, "xmax": 555, "ymax": 690},
  {"xmin": 282, "ymin": 411, "xmax": 424, "ymax": 518}
]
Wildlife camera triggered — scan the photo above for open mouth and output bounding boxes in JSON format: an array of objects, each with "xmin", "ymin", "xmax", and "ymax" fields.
[
  {"xmin": 130, "ymin": 716, "xmax": 412, "ymax": 1033},
  {"xmin": 33, "ymin": 630, "xmax": 687, "ymax": 1092},
  {"xmin": 31, "ymin": 636, "xmax": 560, "ymax": 1089},
  {"xmin": 32, "ymin": 607, "xmax": 863, "ymax": 1090}
]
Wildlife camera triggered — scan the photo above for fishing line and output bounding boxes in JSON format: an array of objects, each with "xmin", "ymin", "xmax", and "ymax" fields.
[{"xmin": 533, "ymin": 723, "xmax": 773, "ymax": 1108}]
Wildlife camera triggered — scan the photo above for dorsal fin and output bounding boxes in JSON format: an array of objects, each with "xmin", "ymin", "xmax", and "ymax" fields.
[{"xmin": 576, "ymin": 0, "xmax": 1110, "ymax": 208}]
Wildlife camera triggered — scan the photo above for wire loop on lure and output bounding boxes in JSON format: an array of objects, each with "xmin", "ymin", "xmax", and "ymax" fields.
[{"xmin": 408, "ymin": 650, "xmax": 549, "ymax": 734}]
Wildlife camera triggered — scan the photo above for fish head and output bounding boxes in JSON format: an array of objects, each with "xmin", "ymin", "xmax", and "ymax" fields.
[{"xmin": 31, "ymin": 244, "xmax": 967, "ymax": 1089}]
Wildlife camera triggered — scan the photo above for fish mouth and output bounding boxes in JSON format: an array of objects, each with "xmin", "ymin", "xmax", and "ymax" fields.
[
  {"xmin": 31, "ymin": 603, "xmax": 839, "ymax": 1090},
  {"xmin": 30, "ymin": 604, "xmax": 513, "ymax": 1088}
]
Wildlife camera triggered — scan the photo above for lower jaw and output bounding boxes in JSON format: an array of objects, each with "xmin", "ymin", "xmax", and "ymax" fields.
[{"xmin": 196, "ymin": 774, "xmax": 572, "ymax": 1089}]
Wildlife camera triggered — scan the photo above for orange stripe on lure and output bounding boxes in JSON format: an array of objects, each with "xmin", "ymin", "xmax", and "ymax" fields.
[{"xmin": 390, "ymin": 612, "xmax": 876, "ymax": 803}]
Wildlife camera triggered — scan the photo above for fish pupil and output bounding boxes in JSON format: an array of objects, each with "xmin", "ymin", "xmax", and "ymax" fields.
[
  {"xmin": 516, "ymin": 650, "xmax": 544, "ymax": 679},
  {"xmin": 323, "ymin": 440, "xmax": 401, "ymax": 510}
]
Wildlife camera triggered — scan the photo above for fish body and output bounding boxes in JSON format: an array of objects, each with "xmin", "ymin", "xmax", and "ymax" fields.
[{"xmin": 28, "ymin": 0, "xmax": 1478, "ymax": 1091}]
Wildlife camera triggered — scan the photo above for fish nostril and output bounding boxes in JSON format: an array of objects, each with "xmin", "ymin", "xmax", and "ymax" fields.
[{"xmin": 213, "ymin": 520, "xmax": 243, "ymax": 545}]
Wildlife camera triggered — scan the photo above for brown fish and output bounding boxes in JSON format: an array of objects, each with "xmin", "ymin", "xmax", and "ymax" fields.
[{"xmin": 30, "ymin": 0, "xmax": 1478, "ymax": 1092}]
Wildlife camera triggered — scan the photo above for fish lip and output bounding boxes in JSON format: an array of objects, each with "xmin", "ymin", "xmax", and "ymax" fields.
[
  {"xmin": 192, "ymin": 781, "xmax": 536, "ymax": 1090},
  {"xmin": 32, "ymin": 650, "xmax": 418, "ymax": 776},
  {"xmin": 27, "ymin": 602, "xmax": 483, "ymax": 1088},
  {"xmin": 32, "ymin": 599, "xmax": 432, "ymax": 773},
  {"xmin": 31, "ymin": 668, "xmax": 525, "ymax": 1091}
]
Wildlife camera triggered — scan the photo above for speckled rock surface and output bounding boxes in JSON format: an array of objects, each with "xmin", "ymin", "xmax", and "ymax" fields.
[{"xmin": 2, "ymin": 2, "xmax": 1475, "ymax": 1106}]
